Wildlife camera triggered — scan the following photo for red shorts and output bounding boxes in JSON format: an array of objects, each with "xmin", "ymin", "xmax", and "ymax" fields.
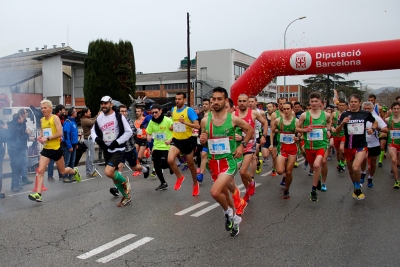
[
  {"xmin": 207, "ymin": 157, "xmax": 237, "ymax": 182},
  {"xmin": 332, "ymin": 136, "xmax": 345, "ymax": 149},
  {"xmin": 279, "ymin": 143, "xmax": 298, "ymax": 159},
  {"xmin": 389, "ymin": 144, "xmax": 400, "ymax": 152},
  {"xmin": 344, "ymin": 147, "xmax": 367, "ymax": 161},
  {"xmin": 305, "ymin": 148, "xmax": 326, "ymax": 165}
]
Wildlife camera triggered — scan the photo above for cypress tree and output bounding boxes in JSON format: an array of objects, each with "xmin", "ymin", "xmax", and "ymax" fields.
[{"xmin": 83, "ymin": 39, "xmax": 136, "ymax": 114}]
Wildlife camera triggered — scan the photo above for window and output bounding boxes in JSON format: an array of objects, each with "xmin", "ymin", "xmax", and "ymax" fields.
[{"xmin": 234, "ymin": 64, "xmax": 247, "ymax": 76}]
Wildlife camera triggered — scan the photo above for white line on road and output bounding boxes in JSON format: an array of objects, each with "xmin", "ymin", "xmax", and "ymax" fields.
[
  {"xmin": 190, "ymin": 203, "xmax": 220, "ymax": 217},
  {"xmin": 174, "ymin": 201, "xmax": 209, "ymax": 215},
  {"xmin": 77, "ymin": 234, "xmax": 136, "ymax": 259},
  {"xmin": 96, "ymin": 237, "xmax": 154, "ymax": 263}
]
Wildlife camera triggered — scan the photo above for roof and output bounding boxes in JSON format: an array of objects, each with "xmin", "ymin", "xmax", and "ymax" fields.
[
  {"xmin": 136, "ymin": 70, "xmax": 196, "ymax": 83},
  {"xmin": 0, "ymin": 46, "xmax": 75, "ymax": 60},
  {"xmin": 0, "ymin": 69, "xmax": 42, "ymax": 86}
]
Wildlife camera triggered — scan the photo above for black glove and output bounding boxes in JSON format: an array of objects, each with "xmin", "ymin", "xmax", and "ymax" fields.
[
  {"xmin": 108, "ymin": 140, "xmax": 119, "ymax": 150},
  {"xmin": 95, "ymin": 137, "xmax": 108, "ymax": 151}
]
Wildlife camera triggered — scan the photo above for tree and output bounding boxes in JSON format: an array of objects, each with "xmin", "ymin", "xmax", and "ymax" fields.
[
  {"xmin": 303, "ymin": 74, "xmax": 360, "ymax": 105},
  {"xmin": 377, "ymin": 87, "xmax": 400, "ymax": 107},
  {"xmin": 83, "ymin": 39, "xmax": 136, "ymax": 114}
]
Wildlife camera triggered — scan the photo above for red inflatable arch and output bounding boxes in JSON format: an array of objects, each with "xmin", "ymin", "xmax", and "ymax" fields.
[{"xmin": 230, "ymin": 39, "xmax": 400, "ymax": 103}]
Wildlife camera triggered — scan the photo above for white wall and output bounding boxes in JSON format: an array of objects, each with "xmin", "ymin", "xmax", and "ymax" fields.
[
  {"xmin": 73, "ymin": 68, "xmax": 85, "ymax": 98},
  {"xmin": 42, "ymin": 55, "xmax": 63, "ymax": 103}
]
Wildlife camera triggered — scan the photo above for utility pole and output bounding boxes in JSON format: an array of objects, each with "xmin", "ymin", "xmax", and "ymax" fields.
[{"xmin": 187, "ymin": 12, "xmax": 191, "ymax": 106}]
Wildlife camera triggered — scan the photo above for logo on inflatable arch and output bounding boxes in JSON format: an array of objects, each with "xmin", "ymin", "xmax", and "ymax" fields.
[{"xmin": 290, "ymin": 51, "xmax": 312, "ymax": 71}]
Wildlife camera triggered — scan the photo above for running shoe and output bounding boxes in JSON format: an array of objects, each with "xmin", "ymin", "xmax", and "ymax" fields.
[
  {"xmin": 132, "ymin": 171, "xmax": 141, "ymax": 177},
  {"xmin": 280, "ymin": 177, "xmax": 286, "ymax": 186},
  {"xmin": 271, "ymin": 170, "xmax": 277, "ymax": 177},
  {"xmin": 367, "ymin": 179, "xmax": 374, "ymax": 188},
  {"xmin": 122, "ymin": 176, "xmax": 131, "ymax": 197},
  {"xmin": 196, "ymin": 173, "xmax": 204, "ymax": 183},
  {"xmin": 360, "ymin": 173, "xmax": 366, "ymax": 184},
  {"xmin": 192, "ymin": 182, "xmax": 200, "ymax": 196},
  {"xmin": 256, "ymin": 160, "xmax": 262, "ymax": 174},
  {"xmin": 248, "ymin": 179, "xmax": 256, "ymax": 196},
  {"xmin": 294, "ymin": 161, "xmax": 299, "ymax": 168},
  {"xmin": 110, "ymin": 187, "xmax": 119, "ymax": 197},
  {"xmin": 28, "ymin": 192, "xmax": 42, "ymax": 202},
  {"xmin": 48, "ymin": 177, "xmax": 56, "ymax": 182},
  {"xmin": 155, "ymin": 183, "xmax": 168, "ymax": 191},
  {"xmin": 352, "ymin": 188, "xmax": 365, "ymax": 200},
  {"xmin": 73, "ymin": 167, "xmax": 81, "ymax": 183},
  {"xmin": 378, "ymin": 162, "xmax": 383, "ymax": 167},
  {"xmin": 236, "ymin": 199, "xmax": 247, "ymax": 216},
  {"xmin": 321, "ymin": 183, "xmax": 327, "ymax": 191},
  {"xmin": 243, "ymin": 191, "xmax": 250, "ymax": 203},
  {"xmin": 225, "ymin": 214, "xmax": 234, "ymax": 231},
  {"xmin": 150, "ymin": 170, "xmax": 156, "ymax": 177},
  {"xmin": 181, "ymin": 164, "xmax": 189, "ymax": 171},
  {"xmin": 63, "ymin": 178, "xmax": 72, "ymax": 183},
  {"xmin": 230, "ymin": 216, "xmax": 242, "ymax": 237},
  {"xmin": 174, "ymin": 175, "xmax": 185, "ymax": 190},
  {"xmin": 308, "ymin": 170, "xmax": 314, "ymax": 176},
  {"xmin": 282, "ymin": 190, "xmax": 290, "ymax": 199},
  {"xmin": 310, "ymin": 190, "xmax": 318, "ymax": 201},
  {"xmin": 393, "ymin": 180, "xmax": 400, "ymax": 189},
  {"xmin": 143, "ymin": 165, "xmax": 150, "ymax": 179},
  {"xmin": 327, "ymin": 156, "xmax": 332, "ymax": 161},
  {"xmin": 117, "ymin": 196, "xmax": 131, "ymax": 207}
]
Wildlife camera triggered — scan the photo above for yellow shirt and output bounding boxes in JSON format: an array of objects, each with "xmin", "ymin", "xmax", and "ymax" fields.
[
  {"xmin": 172, "ymin": 107, "xmax": 193, "ymax": 140},
  {"xmin": 41, "ymin": 115, "xmax": 60, "ymax": 150}
]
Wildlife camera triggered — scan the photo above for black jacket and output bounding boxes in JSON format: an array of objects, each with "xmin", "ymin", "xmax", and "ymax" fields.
[{"xmin": 7, "ymin": 120, "xmax": 29, "ymax": 151}]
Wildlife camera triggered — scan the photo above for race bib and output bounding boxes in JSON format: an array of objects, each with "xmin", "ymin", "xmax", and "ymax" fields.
[
  {"xmin": 348, "ymin": 123, "xmax": 364, "ymax": 135},
  {"xmin": 137, "ymin": 128, "xmax": 143, "ymax": 135},
  {"xmin": 267, "ymin": 127, "xmax": 271, "ymax": 136},
  {"xmin": 307, "ymin": 129, "xmax": 323, "ymax": 140},
  {"xmin": 391, "ymin": 130, "xmax": 400, "ymax": 139},
  {"xmin": 208, "ymin": 138, "xmax": 231, "ymax": 155},
  {"xmin": 104, "ymin": 130, "xmax": 116, "ymax": 142},
  {"xmin": 280, "ymin": 134, "xmax": 295, "ymax": 144},
  {"xmin": 43, "ymin": 128, "xmax": 52, "ymax": 138},
  {"xmin": 173, "ymin": 122, "xmax": 186, "ymax": 132},
  {"xmin": 255, "ymin": 129, "xmax": 260, "ymax": 138},
  {"xmin": 155, "ymin": 132, "xmax": 166, "ymax": 140}
]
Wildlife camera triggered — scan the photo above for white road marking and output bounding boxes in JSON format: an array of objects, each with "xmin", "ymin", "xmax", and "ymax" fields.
[
  {"xmin": 174, "ymin": 201, "xmax": 209, "ymax": 215},
  {"xmin": 96, "ymin": 237, "xmax": 154, "ymax": 263},
  {"xmin": 190, "ymin": 203, "xmax": 220, "ymax": 217},
  {"xmin": 77, "ymin": 234, "xmax": 136, "ymax": 259}
]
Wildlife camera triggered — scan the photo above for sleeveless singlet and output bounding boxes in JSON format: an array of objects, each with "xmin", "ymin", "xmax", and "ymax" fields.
[
  {"xmin": 41, "ymin": 115, "xmax": 60, "ymax": 150},
  {"xmin": 205, "ymin": 113, "xmax": 236, "ymax": 160},
  {"xmin": 388, "ymin": 115, "xmax": 400, "ymax": 145},
  {"xmin": 303, "ymin": 111, "xmax": 328, "ymax": 150}
]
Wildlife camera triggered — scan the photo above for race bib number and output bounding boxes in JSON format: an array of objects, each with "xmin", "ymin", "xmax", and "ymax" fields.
[
  {"xmin": 255, "ymin": 129, "xmax": 260, "ymax": 138},
  {"xmin": 43, "ymin": 128, "xmax": 52, "ymax": 138},
  {"xmin": 280, "ymin": 134, "xmax": 295, "ymax": 144},
  {"xmin": 173, "ymin": 122, "xmax": 186, "ymax": 132},
  {"xmin": 307, "ymin": 129, "xmax": 323, "ymax": 141},
  {"xmin": 348, "ymin": 123, "xmax": 364, "ymax": 135},
  {"xmin": 137, "ymin": 128, "xmax": 143, "ymax": 135},
  {"xmin": 155, "ymin": 132, "xmax": 166, "ymax": 140},
  {"xmin": 391, "ymin": 130, "xmax": 400, "ymax": 139},
  {"xmin": 208, "ymin": 138, "xmax": 231, "ymax": 155},
  {"xmin": 104, "ymin": 130, "xmax": 116, "ymax": 142}
]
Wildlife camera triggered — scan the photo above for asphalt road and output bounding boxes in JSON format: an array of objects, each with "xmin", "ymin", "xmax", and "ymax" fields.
[{"xmin": 1, "ymin": 157, "xmax": 400, "ymax": 267}]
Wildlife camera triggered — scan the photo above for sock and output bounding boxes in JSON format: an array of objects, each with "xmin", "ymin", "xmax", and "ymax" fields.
[
  {"xmin": 379, "ymin": 151, "xmax": 384, "ymax": 162},
  {"xmin": 353, "ymin": 181, "xmax": 356, "ymax": 187},
  {"xmin": 362, "ymin": 171, "xmax": 366, "ymax": 174},
  {"xmin": 142, "ymin": 166, "xmax": 148, "ymax": 173},
  {"xmin": 368, "ymin": 175, "xmax": 373, "ymax": 179},
  {"xmin": 224, "ymin": 207, "xmax": 233, "ymax": 217},
  {"xmin": 354, "ymin": 182, "xmax": 361, "ymax": 189},
  {"xmin": 312, "ymin": 186, "xmax": 317, "ymax": 191},
  {"xmin": 114, "ymin": 183, "xmax": 128, "ymax": 198},
  {"xmin": 113, "ymin": 171, "xmax": 126, "ymax": 183}
]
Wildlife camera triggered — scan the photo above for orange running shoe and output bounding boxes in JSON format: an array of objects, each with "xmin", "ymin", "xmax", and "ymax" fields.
[
  {"xmin": 132, "ymin": 171, "xmax": 141, "ymax": 177},
  {"xmin": 174, "ymin": 175, "xmax": 185, "ymax": 190},
  {"xmin": 192, "ymin": 182, "xmax": 199, "ymax": 196},
  {"xmin": 236, "ymin": 199, "xmax": 248, "ymax": 216},
  {"xmin": 247, "ymin": 179, "xmax": 256, "ymax": 196},
  {"xmin": 271, "ymin": 169, "xmax": 277, "ymax": 177}
]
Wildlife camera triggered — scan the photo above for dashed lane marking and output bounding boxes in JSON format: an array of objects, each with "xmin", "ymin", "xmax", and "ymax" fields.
[{"xmin": 174, "ymin": 201, "xmax": 209, "ymax": 215}]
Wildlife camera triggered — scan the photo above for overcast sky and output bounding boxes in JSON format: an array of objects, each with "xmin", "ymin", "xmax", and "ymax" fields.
[{"xmin": 1, "ymin": 0, "xmax": 399, "ymax": 90}]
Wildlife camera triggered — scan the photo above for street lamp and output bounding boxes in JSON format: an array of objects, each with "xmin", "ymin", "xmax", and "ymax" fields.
[{"xmin": 283, "ymin": 16, "xmax": 306, "ymax": 99}]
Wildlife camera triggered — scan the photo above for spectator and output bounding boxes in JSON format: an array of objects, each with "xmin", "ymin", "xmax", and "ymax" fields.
[
  {"xmin": 80, "ymin": 108, "xmax": 98, "ymax": 177},
  {"xmin": 0, "ymin": 120, "xmax": 8, "ymax": 198},
  {"xmin": 17, "ymin": 108, "xmax": 34, "ymax": 186},
  {"xmin": 62, "ymin": 107, "xmax": 79, "ymax": 183}
]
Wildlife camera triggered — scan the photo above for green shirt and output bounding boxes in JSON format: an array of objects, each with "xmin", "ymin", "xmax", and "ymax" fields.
[
  {"xmin": 388, "ymin": 115, "xmax": 400, "ymax": 145},
  {"xmin": 303, "ymin": 111, "xmax": 328, "ymax": 150},
  {"xmin": 205, "ymin": 113, "xmax": 236, "ymax": 160},
  {"xmin": 146, "ymin": 116, "xmax": 173, "ymax": 151}
]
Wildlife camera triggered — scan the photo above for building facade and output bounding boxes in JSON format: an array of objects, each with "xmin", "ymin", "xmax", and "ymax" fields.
[{"xmin": 277, "ymin": 84, "xmax": 310, "ymax": 104}]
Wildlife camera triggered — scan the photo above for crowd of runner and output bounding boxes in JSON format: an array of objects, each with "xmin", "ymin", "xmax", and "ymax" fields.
[{"xmin": 23, "ymin": 89, "xmax": 400, "ymax": 237}]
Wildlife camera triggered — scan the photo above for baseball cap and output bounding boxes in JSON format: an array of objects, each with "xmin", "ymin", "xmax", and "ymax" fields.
[{"xmin": 100, "ymin": 96, "xmax": 112, "ymax": 103}]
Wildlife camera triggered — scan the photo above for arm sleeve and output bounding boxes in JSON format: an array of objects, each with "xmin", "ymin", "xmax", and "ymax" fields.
[
  {"xmin": 187, "ymin": 108, "xmax": 198, "ymax": 122},
  {"xmin": 116, "ymin": 116, "xmax": 133, "ymax": 145}
]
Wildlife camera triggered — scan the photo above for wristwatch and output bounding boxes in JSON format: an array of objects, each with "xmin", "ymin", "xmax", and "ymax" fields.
[
  {"xmin": 241, "ymin": 141, "xmax": 248, "ymax": 147},
  {"xmin": 46, "ymin": 137, "xmax": 50, "ymax": 141}
]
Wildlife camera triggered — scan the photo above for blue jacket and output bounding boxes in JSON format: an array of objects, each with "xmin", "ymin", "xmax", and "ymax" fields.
[{"xmin": 63, "ymin": 117, "xmax": 78, "ymax": 149}]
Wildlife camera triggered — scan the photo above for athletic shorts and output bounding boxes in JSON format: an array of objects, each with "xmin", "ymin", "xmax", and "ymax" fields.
[
  {"xmin": 305, "ymin": 148, "xmax": 326, "ymax": 165},
  {"xmin": 135, "ymin": 138, "xmax": 148, "ymax": 147},
  {"xmin": 344, "ymin": 147, "xmax": 367, "ymax": 162},
  {"xmin": 262, "ymin": 136, "xmax": 277, "ymax": 148},
  {"xmin": 243, "ymin": 140, "xmax": 257, "ymax": 155},
  {"xmin": 121, "ymin": 148, "xmax": 138, "ymax": 168},
  {"xmin": 171, "ymin": 137, "xmax": 195, "ymax": 155},
  {"xmin": 279, "ymin": 143, "xmax": 298, "ymax": 159},
  {"xmin": 104, "ymin": 150, "xmax": 124, "ymax": 168},
  {"xmin": 207, "ymin": 157, "xmax": 237, "ymax": 182},
  {"xmin": 368, "ymin": 146, "xmax": 381, "ymax": 158},
  {"xmin": 332, "ymin": 136, "xmax": 345, "ymax": 149},
  {"xmin": 41, "ymin": 148, "xmax": 63, "ymax": 162},
  {"xmin": 389, "ymin": 144, "xmax": 400, "ymax": 152}
]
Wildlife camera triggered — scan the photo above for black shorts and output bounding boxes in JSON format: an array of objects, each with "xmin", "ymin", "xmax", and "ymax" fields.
[
  {"xmin": 263, "ymin": 136, "xmax": 278, "ymax": 148},
  {"xmin": 135, "ymin": 138, "xmax": 148, "ymax": 147},
  {"xmin": 152, "ymin": 149, "xmax": 169, "ymax": 169},
  {"xmin": 104, "ymin": 150, "xmax": 124, "ymax": 168},
  {"xmin": 41, "ymin": 148, "xmax": 63, "ymax": 162},
  {"xmin": 121, "ymin": 148, "xmax": 138, "ymax": 167},
  {"xmin": 368, "ymin": 146, "xmax": 381, "ymax": 158},
  {"xmin": 171, "ymin": 137, "xmax": 195, "ymax": 155}
]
